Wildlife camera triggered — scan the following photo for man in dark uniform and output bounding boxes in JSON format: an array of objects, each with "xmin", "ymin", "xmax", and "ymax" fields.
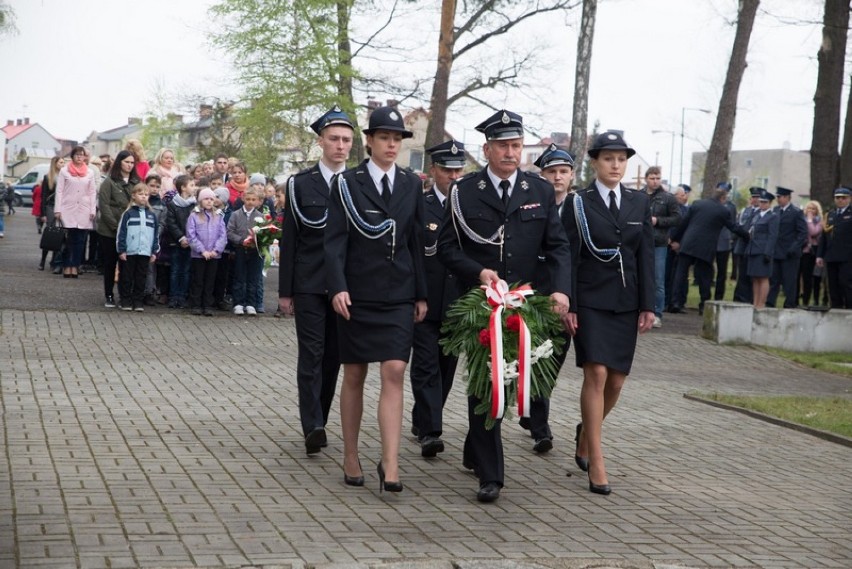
[
  {"xmin": 670, "ymin": 186, "xmax": 749, "ymax": 314},
  {"xmin": 733, "ymin": 187, "xmax": 763, "ymax": 303},
  {"xmin": 278, "ymin": 105, "xmax": 354, "ymax": 454},
  {"xmin": 410, "ymin": 140, "xmax": 465, "ymax": 458},
  {"xmin": 817, "ymin": 187, "xmax": 852, "ymax": 308},
  {"xmin": 665, "ymin": 184, "xmax": 690, "ymax": 311},
  {"xmin": 713, "ymin": 182, "xmax": 737, "ymax": 301},
  {"xmin": 766, "ymin": 186, "xmax": 807, "ymax": 308},
  {"xmin": 437, "ymin": 109, "xmax": 571, "ymax": 503}
]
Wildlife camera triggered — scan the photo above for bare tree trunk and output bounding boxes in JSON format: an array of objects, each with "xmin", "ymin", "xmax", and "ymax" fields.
[
  {"xmin": 701, "ymin": 0, "xmax": 760, "ymax": 197},
  {"xmin": 841, "ymin": 74, "xmax": 852, "ymax": 188},
  {"xmin": 424, "ymin": 0, "xmax": 457, "ymax": 162},
  {"xmin": 568, "ymin": 0, "xmax": 596, "ymax": 163},
  {"xmin": 811, "ymin": 0, "xmax": 850, "ymax": 205},
  {"xmin": 337, "ymin": 0, "xmax": 364, "ymax": 163}
]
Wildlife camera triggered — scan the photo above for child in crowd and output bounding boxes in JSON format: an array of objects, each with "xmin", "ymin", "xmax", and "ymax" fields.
[
  {"xmin": 144, "ymin": 174, "xmax": 166, "ymax": 306},
  {"xmin": 164, "ymin": 175, "xmax": 197, "ymax": 308},
  {"xmin": 212, "ymin": 187, "xmax": 233, "ymax": 310},
  {"xmin": 227, "ymin": 185, "xmax": 264, "ymax": 316},
  {"xmin": 186, "ymin": 188, "xmax": 227, "ymax": 316},
  {"xmin": 249, "ymin": 173, "xmax": 270, "ymax": 313},
  {"xmin": 209, "ymin": 176, "xmax": 224, "ymax": 192},
  {"xmin": 116, "ymin": 184, "xmax": 159, "ymax": 311}
]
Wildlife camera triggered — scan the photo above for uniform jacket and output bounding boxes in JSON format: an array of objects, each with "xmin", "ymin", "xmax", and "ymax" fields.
[
  {"xmin": 734, "ymin": 206, "xmax": 759, "ymax": 255},
  {"xmin": 422, "ymin": 188, "xmax": 460, "ymax": 321},
  {"xmin": 771, "ymin": 204, "xmax": 807, "ymax": 260},
  {"xmin": 54, "ymin": 165, "xmax": 97, "ymax": 229},
  {"xmin": 562, "ymin": 184, "xmax": 654, "ymax": 314},
  {"xmin": 646, "ymin": 187, "xmax": 681, "ymax": 247},
  {"xmin": 186, "ymin": 208, "xmax": 227, "ymax": 259},
  {"xmin": 116, "ymin": 206, "xmax": 160, "ymax": 257},
  {"xmin": 716, "ymin": 200, "xmax": 737, "ymax": 252},
  {"xmin": 325, "ymin": 160, "xmax": 427, "ymax": 303},
  {"xmin": 745, "ymin": 209, "xmax": 779, "ymax": 258},
  {"xmin": 97, "ymin": 175, "xmax": 140, "ymax": 238},
  {"xmin": 817, "ymin": 207, "xmax": 852, "ymax": 262},
  {"xmin": 279, "ymin": 164, "xmax": 332, "ymax": 297},
  {"xmin": 437, "ymin": 168, "xmax": 570, "ymax": 295},
  {"xmin": 671, "ymin": 198, "xmax": 748, "ymax": 263}
]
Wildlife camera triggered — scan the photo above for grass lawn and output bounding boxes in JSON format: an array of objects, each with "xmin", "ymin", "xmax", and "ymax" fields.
[
  {"xmin": 763, "ymin": 347, "xmax": 852, "ymax": 378},
  {"xmin": 695, "ymin": 392, "xmax": 852, "ymax": 438}
]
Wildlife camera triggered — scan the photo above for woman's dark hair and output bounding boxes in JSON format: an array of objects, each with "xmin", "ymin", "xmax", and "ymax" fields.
[
  {"xmin": 109, "ymin": 150, "xmax": 135, "ymax": 180},
  {"xmin": 70, "ymin": 145, "xmax": 87, "ymax": 158}
]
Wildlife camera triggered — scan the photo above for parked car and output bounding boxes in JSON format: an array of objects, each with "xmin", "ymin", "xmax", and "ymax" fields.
[{"xmin": 11, "ymin": 164, "xmax": 50, "ymax": 207}]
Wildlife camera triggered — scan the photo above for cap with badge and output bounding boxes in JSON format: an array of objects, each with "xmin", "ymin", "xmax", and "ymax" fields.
[
  {"xmin": 475, "ymin": 109, "xmax": 524, "ymax": 141},
  {"xmin": 587, "ymin": 130, "xmax": 636, "ymax": 159},
  {"xmin": 834, "ymin": 187, "xmax": 852, "ymax": 197},
  {"xmin": 310, "ymin": 105, "xmax": 354, "ymax": 135},
  {"xmin": 427, "ymin": 140, "xmax": 466, "ymax": 169},
  {"xmin": 749, "ymin": 186, "xmax": 764, "ymax": 197},
  {"xmin": 363, "ymin": 106, "xmax": 413, "ymax": 138},
  {"xmin": 534, "ymin": 143, "xmax": 575, "ymax": 171},
  {"xmin": 759, "ymin": 189, "xmax": 775, "ymax": 202},
  {"xmin": 775, "ymin": 186, "xmax": 794, "ymax": 197},
  {"xmin": 679, "ymin": 184, "xmax": 692, "ymax": 194},
  {"xmin": 716, "ymin": 182, "xmax": 732, "ymax": 191}
]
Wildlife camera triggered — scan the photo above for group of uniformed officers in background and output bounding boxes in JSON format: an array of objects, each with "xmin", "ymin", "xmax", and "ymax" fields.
[{"xmin": 278, "ymin": 103, "xmax": 851, "ymax": 503}]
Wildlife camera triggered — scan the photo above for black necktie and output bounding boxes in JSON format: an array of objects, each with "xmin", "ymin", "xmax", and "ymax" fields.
[
  {"xmin": 499, "ymin": 179, "xmax": 510, "ymax": 208},
  {"xmin": 608, "ymin": 190, "xmax": 619, "ymax": 218},
  {"xmin": 381, "ymin": 174, "xmax": 391, "ymax": 204}
]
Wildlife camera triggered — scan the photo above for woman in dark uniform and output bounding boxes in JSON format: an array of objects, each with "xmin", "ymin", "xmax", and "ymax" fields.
[
  {"xmin": 325, "ymin": 106, "xmax": 427, "ymax": 493},
  {"xmin": 562, "ymin": 131, "xmax": 655, "ymax": 495},
  {"xmin": 745, "ymin": 190, "xmax": 779, "ymax": 308}
]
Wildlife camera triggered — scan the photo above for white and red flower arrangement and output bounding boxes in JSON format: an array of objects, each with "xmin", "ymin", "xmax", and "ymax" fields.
[
  {"xmin": 242, "ymin": 207, "xmax": 281, "ymax": 276},
  {"xmin": 441, "ymin": 280, "xmax": 566, "ymax": 429}
]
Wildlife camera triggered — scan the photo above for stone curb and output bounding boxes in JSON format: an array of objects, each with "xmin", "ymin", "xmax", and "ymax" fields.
[
  {"xmin": 683, "ymin": 393, "xmax": 852, "ymax": 448},
  {"xmin": 146, "ymin": 560, "xmax": 707, "ymax": 569}
]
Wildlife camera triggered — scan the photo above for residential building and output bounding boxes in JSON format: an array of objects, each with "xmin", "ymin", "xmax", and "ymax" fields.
[
  {"xmin": 2, "ymin": 118, "xmax": 61, "ymax": 177},
  {"xmin": 690, "ymin": 147, "xmax": 810, "ymax": 202}
]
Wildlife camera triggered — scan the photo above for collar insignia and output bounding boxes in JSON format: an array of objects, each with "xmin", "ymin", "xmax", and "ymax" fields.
[
  {"xmin": 478, "ymin": 180, "xmax": 487, "ymax": 190},
  {"xmin": 520, "ymin": 180, "xmax": 529, "ymax": 191},
  {"xmin": 426, "ymin": 222, "xmax": 438, "ymax": 231}
]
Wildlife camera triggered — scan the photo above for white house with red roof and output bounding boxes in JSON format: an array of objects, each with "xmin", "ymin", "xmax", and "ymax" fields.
[{"xmin": 2, "ymin": 118, "xmax": 61, "ymax": 177}]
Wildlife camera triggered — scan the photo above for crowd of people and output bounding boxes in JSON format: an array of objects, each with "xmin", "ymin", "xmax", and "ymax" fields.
[{"xmin": 9, "ymin": 105, "xmax": 851, "ymax": 505}]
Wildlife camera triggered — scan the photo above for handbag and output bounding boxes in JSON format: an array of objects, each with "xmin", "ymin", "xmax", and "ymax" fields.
[{"xmin": 40, "ymin": 221, "xmax": 65, "ymax": 251}]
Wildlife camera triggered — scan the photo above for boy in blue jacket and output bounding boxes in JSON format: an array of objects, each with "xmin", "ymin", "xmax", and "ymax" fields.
[{"xmin": 117, "ymin": 184, "xmax": 160, "ymax": 311}]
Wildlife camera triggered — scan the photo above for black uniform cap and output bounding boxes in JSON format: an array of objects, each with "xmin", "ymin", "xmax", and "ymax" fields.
[{"xmin": 427, "ymin": 140, "xmax": 466, "ymax": 169}]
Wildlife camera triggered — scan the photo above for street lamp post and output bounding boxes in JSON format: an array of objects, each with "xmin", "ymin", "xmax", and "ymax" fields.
[
  {"xmin": 680, "ymin": 107, "xmax": 711, "ymax": 185},
  {"xmin": 651, "ymin": 129, "xmax": 676, "ymax": 187}
]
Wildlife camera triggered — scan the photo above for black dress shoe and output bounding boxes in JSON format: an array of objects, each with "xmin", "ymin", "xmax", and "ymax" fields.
[
  {"xmin": 377, "ymin": 461, "xmax": 402, "ymax": 493},
  {"xmin": 588, "ymin": 474, "xmax": 612, "ymax": 495},
  {"xmin": 532, "ymin": 438, "xmax": 553, "ymax": 454},
  {"xmin": 574, "ymin": 423, "xmax": 589, "ymax": 472},
  {"xmin": 420, "ymin": 436, "xmax": 445, "ymax": 458},
  {"xmin": 304, "ymin": 428, "xmax": 327, "ymax": 455},
  {"xmin": 410, "ymin": 424, "xmax": 420, "ymax": 438},
  {"xmin": 668, "ymin": 306, "xmax": 686, "ymax": 314},
  {"xmin": 344, "ymin": 460, "xmax": 364, "ymax": 487},
  {"xmin": 518, "ymin": 417, "xmax": 531, "ymax": 432},
  {"xmin": 476, "ymin": 482, "xmax": 500, "ymax": 503}
]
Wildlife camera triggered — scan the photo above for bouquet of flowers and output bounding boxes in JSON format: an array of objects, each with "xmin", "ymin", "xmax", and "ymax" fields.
[
  {"xmin": 440, "ymin": 280, "xmax": 565, "ymax": 429},
  {"xmin": 242, "ymin": 207, "xmax": 282, "ymax": 276}
]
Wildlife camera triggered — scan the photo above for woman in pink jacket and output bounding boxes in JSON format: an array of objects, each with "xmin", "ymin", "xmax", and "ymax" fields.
[{"xmin": 54, "ymin": 146, "xmax": 97, "ymax": 278}]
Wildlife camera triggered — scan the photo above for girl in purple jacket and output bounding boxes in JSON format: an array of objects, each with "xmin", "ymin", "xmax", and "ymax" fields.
[{"xmin": 186, "ymin": 188, "xmax": 227, "ymax": 315}]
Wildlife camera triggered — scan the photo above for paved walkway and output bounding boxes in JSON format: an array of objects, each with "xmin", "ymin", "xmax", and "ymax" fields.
[{"xmin": 1, "ymin": 213, "xmax": 851, "ymax": 569}]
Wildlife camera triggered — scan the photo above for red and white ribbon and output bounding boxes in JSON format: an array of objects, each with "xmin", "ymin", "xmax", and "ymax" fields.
[{"xmin": 483, "ymin": 280, "xmax": 534, "ymax": 419}]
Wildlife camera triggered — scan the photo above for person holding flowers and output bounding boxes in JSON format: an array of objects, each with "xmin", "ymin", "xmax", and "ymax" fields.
[
  {"xmin": 325, "ymin": 106, "xmax": 427, "ymax": 493},
  {"xmin": 437, "ymin": 109, "xmax": 571, "ymax": 503},
  {"xmin": 561, "ymin": 131, "xmax": 656, "ymax": 496},
  {"xmin": 278, "ymin": 106, "xmax": 354, "ymax": 456},
  {"xmin": 227, "ymin": 186, "xmax": 266, "ymax": 316}
]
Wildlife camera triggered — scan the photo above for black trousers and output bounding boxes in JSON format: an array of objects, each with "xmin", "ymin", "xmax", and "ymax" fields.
[
  {"xmin": 733, "ymin": 254, "xmax": 753, "ymax": 303},
  {"xmin": 664, "ymin": 248, "xmax": 679, "ymax": 308},
  {"xmin": 410, "ymin": 319, "xmax": 458, "ymax": 439},
  {"xmin": 730, "ymin": 252, "xmax": 740, "ymax": 280},
  {"xmin": 519, "ymin": 331, "xmax": 571, "ymax": 441},
  {"xmin": 672, "ymin": 254, "xmax": 712, "ymax": 308},
  {"xmin": 189, "ymin": 258, "xmax": 219, "ymax": 309},
  {"xmin": 293, "ymin": 293, "xmax": 340, "ymax": 436},
  {"xmin": 767, "ymin": 256, "xmax": 801, "ymax": 308},
  {"xmin": 714, "ymin": 250, "xmax": 730, "ymax": 300},
  {"xmin": 118, "ymin": 255, "xmax": 150, "ymax": 306},
  {"xmin": 100, "ymin": 235, "xmax": 119, "ymax": 298},
  {"xmin": 213, "ymin": 252, "xmax": 232, "ymax": 304},
  {"xmin": 799, "ymin": 252, "xmax": 821, "ymax": 305},
  {"xmin": 826, "ymin": 261, "xmax": 852, "ymax": 309},
  {"xmin": 464, "ymin": 395, "xmax": 504, "ymax": 487}
]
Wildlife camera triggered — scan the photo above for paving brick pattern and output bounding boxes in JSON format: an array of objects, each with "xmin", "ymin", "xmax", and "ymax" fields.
[{"xmin": 0, "ymin": 213, "xmax": 850, "ymax": 568}]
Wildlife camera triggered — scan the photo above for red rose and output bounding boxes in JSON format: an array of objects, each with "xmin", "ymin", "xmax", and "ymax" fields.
[
  {"xmin": 270, "ymin": 226, "xmax": 279, "ymax": 232},
  {"xmin": 506, "ymin": 313, "xmax": 521, "ymax": 332},
  {"xmin": 478, "ymin": 328, "xmax": 491, "ymax": 347},
  {"xmin": 264, "ymin": 213, "xmax": 272, "ymax": 221}
]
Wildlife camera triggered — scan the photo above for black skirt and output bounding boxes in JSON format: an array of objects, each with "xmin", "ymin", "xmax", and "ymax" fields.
[
  {"xmin": 337, "ymin": 300, "xmax": 414, "ymax": 363},
  {"xmin": 573, "ymin": 306, "xmax": 639, "ymax": 375},
  {"xmin": 747, "ymin": 255, "xmax": 773, "ymax": 278}
]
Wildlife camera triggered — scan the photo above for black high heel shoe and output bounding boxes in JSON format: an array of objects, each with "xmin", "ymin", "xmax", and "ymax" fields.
[
  {"xmin": 588, "ymin": 472, "xmax": 611, "ymax": 495},
  {"xmin": 344, "ymin": 460, "xmax": 364, "ymax": 487},
  {"xmin": 377, "ymin": 461, "xmax": 402, "ymax": 493},
  {"xmin": 574, "ymin": 423, "xmax": 589, "ymax": 472}
]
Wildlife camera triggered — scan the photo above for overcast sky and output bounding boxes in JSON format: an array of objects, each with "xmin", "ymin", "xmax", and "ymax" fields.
[{"xmin": 0, "ymin": 0, "xmax": 846, "ymax": 184}]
